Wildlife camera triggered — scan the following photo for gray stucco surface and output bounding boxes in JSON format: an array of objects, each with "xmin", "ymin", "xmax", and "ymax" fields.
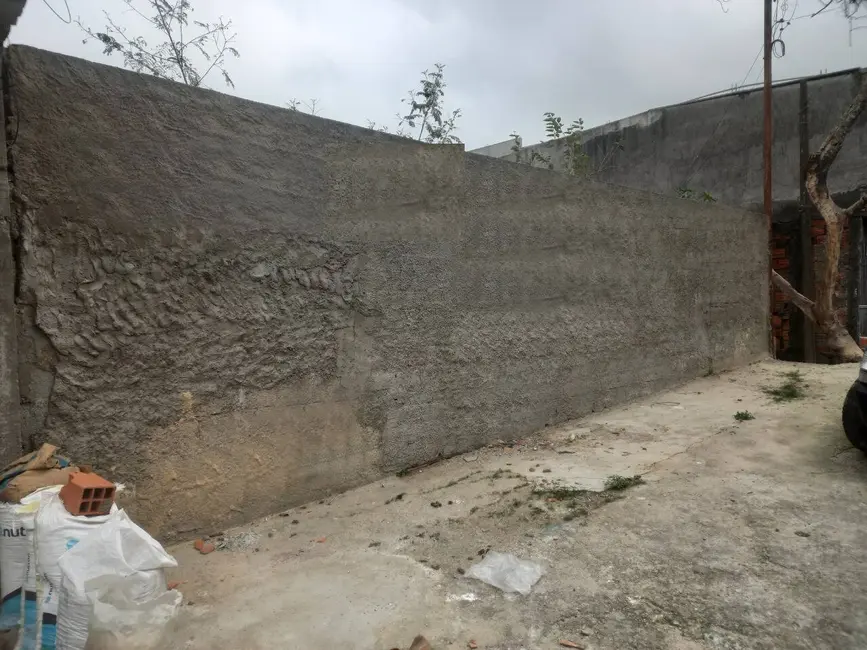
[
  {"xmin": 0, "ymin": 53, "xmax": 21, "ymax": 465},
  {"xmin": 5, "ymin": 45, "xmax": 768, "ymax": 539},
  {"xmin": 501, "ymin": 70, "xmax": 866, "ymax": 208}
]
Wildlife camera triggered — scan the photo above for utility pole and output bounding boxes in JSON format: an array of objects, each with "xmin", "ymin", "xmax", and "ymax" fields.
[{"xmin": 764, "ymin": 0, "xmax": 774, "ymax": 353}]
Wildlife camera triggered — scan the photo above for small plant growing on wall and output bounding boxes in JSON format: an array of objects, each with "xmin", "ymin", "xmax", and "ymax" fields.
[
  {"xmin": 511, "ymin": 113, "xmax": 622, "ymax": 178},
  {"xmin": 677, "ymin": 187, "xmax": 717, "ymax": 203},
  {"xmin": 368, "ymin": 63, "xmax": 463, "ymax": 144},
  {"xmin": 72, "ymin": 0, "xmax": 240, "ymax": 89}
]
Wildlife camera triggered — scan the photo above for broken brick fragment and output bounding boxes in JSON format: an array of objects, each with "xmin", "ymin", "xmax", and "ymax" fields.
[{"xmin": 193, "ymin": 539, "xmax": 215, "ymax": 554}]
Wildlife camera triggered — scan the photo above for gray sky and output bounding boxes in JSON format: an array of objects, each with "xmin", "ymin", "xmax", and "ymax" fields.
[{"xmin": 13, "ymin": 0, "xmax": 867, "ymax": 149}]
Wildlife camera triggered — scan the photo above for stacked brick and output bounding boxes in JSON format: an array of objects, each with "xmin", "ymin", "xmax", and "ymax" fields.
[{"xmin": 771, "ymin": 230, "xmax": 793, "ymax": 355}]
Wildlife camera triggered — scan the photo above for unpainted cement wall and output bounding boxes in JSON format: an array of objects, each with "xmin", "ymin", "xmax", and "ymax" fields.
[
  {"xmin": 505, "ymin": 71, "xmax": 866, "ymax": 208},
  {"xmin": 4, "ymin": 46, "xmax": 768, "ymax": 539}
]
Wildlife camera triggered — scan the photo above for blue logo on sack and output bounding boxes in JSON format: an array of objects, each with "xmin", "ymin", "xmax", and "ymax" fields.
[{"xmin": 65, "ymin": 538, "xmax": 79, "ymax": 551}]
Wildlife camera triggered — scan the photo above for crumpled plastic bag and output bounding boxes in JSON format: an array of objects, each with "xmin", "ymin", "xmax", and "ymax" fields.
[
  {"xmin": 57, "ymin": 509, "xmax": 178, "ymax": 650},
  {"xmin": 84, "ymin": 578, "xmax": 182, "ymax": 650},
  {"xmin": 465, "ymin": 552, "xmax": 544, "ymax": 595}
]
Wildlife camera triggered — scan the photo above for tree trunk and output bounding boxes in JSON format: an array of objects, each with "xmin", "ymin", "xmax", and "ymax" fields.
[{"xmin": 773, "ymin": 74, "xmax": 867, "ymax": 363}]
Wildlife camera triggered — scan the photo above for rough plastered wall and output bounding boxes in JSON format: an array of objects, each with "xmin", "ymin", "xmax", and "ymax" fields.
[
  {"xmin": 508, "ymin": 70, "xmax": 866, "ymax": 208},
  {"xmin": 5, "ymin": 46, "xmax": 768, "ymax": 540}
]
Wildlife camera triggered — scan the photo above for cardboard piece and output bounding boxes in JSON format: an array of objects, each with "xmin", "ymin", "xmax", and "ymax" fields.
[{"xmin": 0, "ymin": 443, "xmax": 78, "ymax": 503}]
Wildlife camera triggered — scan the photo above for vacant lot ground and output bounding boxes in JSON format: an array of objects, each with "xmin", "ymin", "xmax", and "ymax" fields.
[{"xmin": 166, "ymin": 361, "xmax": 867, "ymax": 650}]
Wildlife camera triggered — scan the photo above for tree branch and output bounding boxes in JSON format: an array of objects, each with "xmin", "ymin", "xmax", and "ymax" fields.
[
  {"xmin": 845, "ymin": 192, "xmax": 867, "ymax": 216},
  {"xmin": 811, "ymin": 0, "xmax": 835, "ymax": 17},
  {"xmin": 772, "ymin": 270, "xmax": 816, "ymax": 321},
  {"xmin": 154, "ymin": 2, "xmax": 188, "ymax": 85},
  {"xmin": 807, "ymin": 74, "xmax": 867, "ymax": 177}
]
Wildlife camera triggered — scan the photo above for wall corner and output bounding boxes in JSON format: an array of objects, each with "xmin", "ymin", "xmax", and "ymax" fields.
[{"xmin": 0, "ymin": 47, "xmax": 23, "ymax": 463}]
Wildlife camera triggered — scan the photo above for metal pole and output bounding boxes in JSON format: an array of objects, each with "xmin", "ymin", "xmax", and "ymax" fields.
[{"xmin": 764, "ymin": 0, "xmax": 774, "ymax": 354}]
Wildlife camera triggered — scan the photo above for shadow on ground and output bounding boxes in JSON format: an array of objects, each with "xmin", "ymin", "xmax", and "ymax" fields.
[{"xmin": 165, "ymin": 361, "xmax": 867, "ymax": 650}]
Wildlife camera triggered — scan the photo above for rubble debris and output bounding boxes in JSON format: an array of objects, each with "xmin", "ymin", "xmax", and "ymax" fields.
[
  {"xmin": 559, "ymin": 641, "xmax": 585, "ymax": 649},
  {"xmin": 430, "ymin": 501, "xmax": 443, "ymax": 508},
  {"xmin": 214, "ymin": 530, "xmax": 261, "ymax": 552},
  {"xmin": 194, "ymin": 539, "xmax": 215, "ymax": 555},
  {"xmin": 468, "ymin": 640, "xmax": 478, "ymax": 648},
  {"xmin": 386, "ymin": 493, "xmax": 406, "ymax": 505}
]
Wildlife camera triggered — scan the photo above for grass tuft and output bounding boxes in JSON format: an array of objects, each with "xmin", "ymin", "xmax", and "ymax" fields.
[
  {"xmin": 604, "ymin": 474, "xmax": 644, "ymax": 491},
  {"xmin": 763, "ymin": 370, "xmax": 806, "ymax": 402}
]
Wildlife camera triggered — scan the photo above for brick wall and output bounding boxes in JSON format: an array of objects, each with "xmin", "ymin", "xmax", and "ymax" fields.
[
  {"xmin": 771, "ymin": 213, "xmax": 855, "ymax": 362},
  {"xmin": 771, "ymin": 219, "xmax": 799, "ymax": 359}
]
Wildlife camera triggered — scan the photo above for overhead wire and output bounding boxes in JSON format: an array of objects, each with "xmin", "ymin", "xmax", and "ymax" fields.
[
  {"xmin": 685, "ymin": 0, "xmax": 799, "ymax": 186},
  {"xmin": 41, "ymin": 0, "xmax": 72, "ymax": 24}
]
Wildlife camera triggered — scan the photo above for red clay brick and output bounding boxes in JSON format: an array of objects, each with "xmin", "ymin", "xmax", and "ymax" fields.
[{"xmin": 59, "ymin": 472, "xmax": 115, "ymax": 517}]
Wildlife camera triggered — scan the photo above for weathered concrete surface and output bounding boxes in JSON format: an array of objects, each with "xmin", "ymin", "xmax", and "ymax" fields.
[
  {"xmin": 495, "ymin": 70, "xmax": 866, "ymax": 208},
  {"xmin": 167, "ymin": 361, "xmax": 867, "ymax": 650},
  {"xmin": 6, "ymin": 45, "xmax": 767, "ymax": 539},
  {"xmin": 0, "ymin": 53, "xmax": 21, "ymax": 465}
]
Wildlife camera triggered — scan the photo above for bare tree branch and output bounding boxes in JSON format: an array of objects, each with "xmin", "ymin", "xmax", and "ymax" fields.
[
  {"xmin": 845, "ymin": 192, "xmax": 867, "ymax": 216},
  {"xmin": 807, "ymin": 75, "xmax": 867, "ymax": 179},
  {"xmin": 153, "ymin": 1, "xmax": 188, "ymax": 85},
  {"xmin": 70, "ymin": 0, "xmax": 238, "ymax": 89},
  {"xmin": 812, "ymin": 0, "xmax": 836, "ymax": 17},
  {"xmin": 772, "ymin": 271, "xmax": 816, "ymax": 321}
]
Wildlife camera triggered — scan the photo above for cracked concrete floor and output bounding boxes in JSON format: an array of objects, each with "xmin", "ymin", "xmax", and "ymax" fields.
[{"xmin": 164, "ymin": 360, "xmax": 867, "ymax": 650}]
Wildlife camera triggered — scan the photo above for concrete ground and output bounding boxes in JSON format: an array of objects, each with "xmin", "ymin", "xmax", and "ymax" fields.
[{"xmin": 165, "ymin": 361, "xmax": 867, "ymax": 650}]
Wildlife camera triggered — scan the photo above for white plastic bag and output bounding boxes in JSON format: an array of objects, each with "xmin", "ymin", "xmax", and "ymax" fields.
[
  {"xmin": 57, "ymin": 509, "xmax": 178, "ymax": 650},
  {"xmin": 35, "ymin": 490, "xmax": 116, "ymax": 649},
  {"xmin": 465, "ymin": 552, "xmax": 544, "ymax": 596},
  {"xmin": 85, "ymin": 579, "xmax": 182, "ymax": 650}
]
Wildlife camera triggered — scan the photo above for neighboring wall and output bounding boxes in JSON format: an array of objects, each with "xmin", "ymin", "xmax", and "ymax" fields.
[
  {"xmin": 4, "ymin": 46, "xmax": 768, "ymax": 539},
  {"xmin": 484, "ymin": 70, "xmax": 866, "ymax": 207},
  {"xmin": 469, "ymin": 136, "xmax": 521, "ymax": 160}
]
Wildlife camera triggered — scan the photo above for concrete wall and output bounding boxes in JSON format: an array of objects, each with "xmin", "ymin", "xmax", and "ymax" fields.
[
  {"xmin": 0, "ymin": 53, "xmax": 21, "ymax": 465},
  {"xmin": 4, "ymin": 46, "xmax": 768, "ymax": 539},
  {"xmin": 495, "ymin": 70, "xmax": 867, "ymax": 208},
  {"xmin": 469, "ymin": 136, "xmax": 521, "ymax": 159}
]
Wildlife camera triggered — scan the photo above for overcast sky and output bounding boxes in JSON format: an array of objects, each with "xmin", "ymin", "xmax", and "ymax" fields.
[{"xmin": 12, "ymin": 0, "xmax": 867, "ymax": 148}]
